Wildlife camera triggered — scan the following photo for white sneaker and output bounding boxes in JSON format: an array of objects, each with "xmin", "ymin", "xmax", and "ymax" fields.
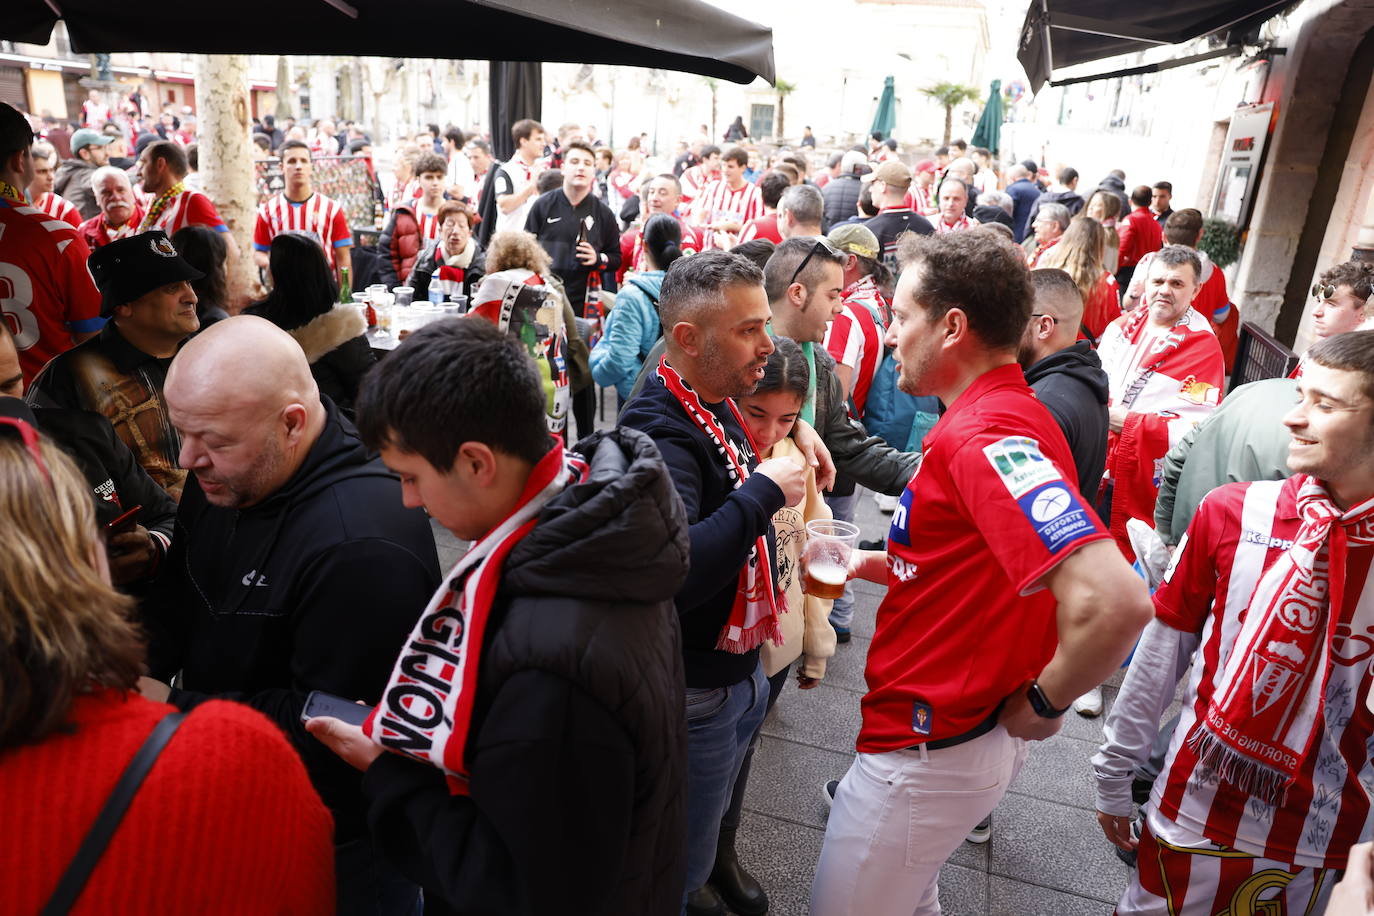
[
  {"xmin": 1072, "ymin": 687, "xmax": 1103, "ymax": 718},
  {"xmin": 874, "ymin": 493, "xmax": 900, "ymax": 513}
]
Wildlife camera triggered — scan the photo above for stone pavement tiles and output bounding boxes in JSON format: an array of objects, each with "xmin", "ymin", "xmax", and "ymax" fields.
[{"xmin": 733, "ymin": 490, "xmax": 1137, "ymax": 916}]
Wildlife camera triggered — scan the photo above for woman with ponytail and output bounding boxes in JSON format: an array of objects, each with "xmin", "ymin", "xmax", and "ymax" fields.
[{"xmin": 590, "ymin": 212, "xmax": 685, "ymax": 403}]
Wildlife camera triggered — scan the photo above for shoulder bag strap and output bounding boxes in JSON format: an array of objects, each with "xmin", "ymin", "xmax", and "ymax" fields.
[{"xmin": 40, "ymin": 711, "xmax": 187, "ymax": 916}]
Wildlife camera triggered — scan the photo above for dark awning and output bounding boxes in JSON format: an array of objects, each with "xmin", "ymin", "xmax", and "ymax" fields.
[
  {"xmin": 1018, "ymin": 0, "xmax": 1297, "ymax": 93},
  {"xmin": 7, "ymin": 0, "xmax": 774, "ymax": 85}
]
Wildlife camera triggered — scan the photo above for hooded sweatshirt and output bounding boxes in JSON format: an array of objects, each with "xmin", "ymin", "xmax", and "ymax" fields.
[
  {"xmin": 590, "ymin": 270, "xmax": 664, "ymax": 400},
  {"xmin": 144, "ymin": 398, "xmax": 441, "ymax": 841},
  {"xmin": 1026, "ymin": 187, "xmax": 1085, "ymax": 227},
  {"xmin": 1024, "ymin": 341, "xmax": 1111, "ymax": 500},
  {"xmin": 363, "ymin": 428, "xmax": 690, "ymax": 915},
  {"xmin": 54, "ymin": 157, "xmax": 100, "ymax": 219}
]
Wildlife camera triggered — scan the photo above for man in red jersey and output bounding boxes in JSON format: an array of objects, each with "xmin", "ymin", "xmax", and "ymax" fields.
[
  {"xmin": 0, "ymin": 104, "xmax": 104, "ymax": 383},
  {"xmin": 616, "ymin": 173, "xmax": 701, "ymax": 283},
  {"xmin": 253, "ymin": 139, "xmax": 352, "ymax": 284},
  {"xmin": 809, "ymin": 231, "xmax": 1152, "ymax": 916},
  {"xmin": 738, "ymin": 170, "xmax": 791, "ymax": 245},
  {"xmin": 26, "ymin": 142, "xmax": 81, "ymax": 227},
  {"xmin": 78, "ymin": 166, "xmax": 144, "ymax": 250},
  {"xmin": 135, "ymin": 140, "xmax": 240, "ymax": 263},
  {"xmin": 1094, "ymin": 330, "xmax": 1374, "ymax": 916},
  {"xmin": 692, "ymin": 147, "xmax": 764, "ymax": 250}
]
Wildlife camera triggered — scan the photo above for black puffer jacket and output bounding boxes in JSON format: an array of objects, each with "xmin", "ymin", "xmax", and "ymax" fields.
[{"xmin": 363, "ymin": 428, "xmax": 691, "ymax": 916}]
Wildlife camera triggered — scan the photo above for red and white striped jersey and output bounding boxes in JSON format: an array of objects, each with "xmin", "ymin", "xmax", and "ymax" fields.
[
  {"xmin": 138, "ymin": 188, "xmax": 228, "ymax": 236},
  {"xmin": 412, "ymin": 205, "xmax": 442, "ymax": 245},
  {"xmin": 692, "ymin": 179, "xmax": 763, "ymax": 247},
  {"xmin": 253, "ymin": 193, "xmax": 353, "ymax": 267},
  {"xmin": 823, "ymin": 276, "xmax": 887, "ymax": 419},
  {"xmin": 903, "ymin": 184, "xmax": 935, "ymax": 214},
  {"xmin": 33, "ymin": 192, "xmax": 81, "ymax": 228},
  {"xmin": 1150, "ymin": 475, "xmax": 1374, "ymax": 868},
  {"xmin": 390, "ymin": 177, "xmax": 421, "ymax": 210},
  {"xmin": 934, "ymin": 215, "xmax": 972, "ymax": 233},
  {"xmin": 679, "ymin": 164, "xmax": 718, "ymax": 204}
]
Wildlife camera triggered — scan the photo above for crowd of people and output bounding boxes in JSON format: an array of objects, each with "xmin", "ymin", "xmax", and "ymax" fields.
[{"xmin": 6, "ymin": 89, "xmax": 1374, "ymax": 916}]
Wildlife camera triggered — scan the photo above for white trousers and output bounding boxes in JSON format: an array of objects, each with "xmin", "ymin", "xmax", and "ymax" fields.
[{"xmin": 810, "ymin": 725, "xmax": 1028, "ymax": 916}]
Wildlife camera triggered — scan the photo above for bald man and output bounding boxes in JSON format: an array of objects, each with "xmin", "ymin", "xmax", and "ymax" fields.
[{"xmin": 140, "ymin": 315, "xmax": 441, "ymax": 916}]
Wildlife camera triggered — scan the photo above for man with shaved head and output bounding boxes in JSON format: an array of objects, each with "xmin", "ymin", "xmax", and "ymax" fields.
[{"xmin": 140, "ymin": 314, "xmax": 441, "ymax": 915}]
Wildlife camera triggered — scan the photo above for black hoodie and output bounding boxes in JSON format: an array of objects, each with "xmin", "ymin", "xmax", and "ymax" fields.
[
  {"xmin": 1027, "ymin": 188, "xmax": 1085, "ymax": 227},
  {"xmin": 363, "ymin": 428, "xmax": 690, "ymax": 916},
  {"xmin": 145, "ymin": 398, "xmax": 441, "ymax": 841},
  {"xmin": 1023, "ymin": 341, "xmax": 1110, "ymax": 500}
]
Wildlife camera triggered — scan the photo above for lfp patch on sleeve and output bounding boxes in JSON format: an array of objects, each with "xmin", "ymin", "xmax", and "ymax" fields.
[
  {"xmin": 983, "ymin": 437, "xmax": 1062, "ymax": 498},
  {"xmin": 1017, "ymin": 482, "xmax": 1096, "ymax": 554}
]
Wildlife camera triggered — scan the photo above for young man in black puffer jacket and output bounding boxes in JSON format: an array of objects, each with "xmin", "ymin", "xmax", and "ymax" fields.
[{"xmin": 309, "ymin": 317, "xmax": 691, "ymax": 915}]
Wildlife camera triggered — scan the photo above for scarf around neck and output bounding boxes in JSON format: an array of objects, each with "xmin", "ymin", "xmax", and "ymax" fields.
[
  {"xmin": 656, "ymin": 356, "xmax": 781, "ymax": 652},
  {"xmin": 139, "ymin": 182, "xmax": 185, "ymax": 231},
  {"xmin": 363, "ymin": 445, "xmax": 589, "ymax": 794},
  {"xmin": 1186, "ymin": 476, "xmax": 1374, "ymax": 803}
]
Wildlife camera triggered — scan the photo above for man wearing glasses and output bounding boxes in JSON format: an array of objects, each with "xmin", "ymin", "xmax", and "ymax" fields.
[{"xmin": 1306, "ymin": 261, "xmax": 1374, "ymax": 356}]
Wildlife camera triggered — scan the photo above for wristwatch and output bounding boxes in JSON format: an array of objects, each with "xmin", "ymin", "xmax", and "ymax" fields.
[{"xmin": 1026, "ymin": 680, "xmax": 1069, "ymax": 719}]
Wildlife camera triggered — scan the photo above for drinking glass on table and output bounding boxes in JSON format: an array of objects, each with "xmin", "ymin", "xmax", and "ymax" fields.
[{"xmin": 802, "ymin": 519, "xmax": 860, "ymax": 599}]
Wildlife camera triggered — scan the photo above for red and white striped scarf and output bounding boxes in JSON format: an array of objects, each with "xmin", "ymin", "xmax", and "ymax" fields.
[
  {"xmin": 363, "ymin": 445, "xmax": 589, "ymax": 794},
  {"xmin": 656, "ymin": 356, "xmax": 781, "ymax": 652},
  {"xmin": 1187, "ymin": 476, "xmax": 1374, "ymax": 802}
]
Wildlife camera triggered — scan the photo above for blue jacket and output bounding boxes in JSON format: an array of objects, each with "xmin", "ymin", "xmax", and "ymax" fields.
[
  {"xmin": 591, "ymin": 271, "xmax": 665, "ymax": 400},
  {"xmin": 1006, "ymin": 178, "xmax": 1041, "ymax": 243}
]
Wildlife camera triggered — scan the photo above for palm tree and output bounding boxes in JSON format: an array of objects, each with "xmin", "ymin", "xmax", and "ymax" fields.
[
  {"xmin": 774, "ymin": 79, "xmax": 797, "ymax": 142},
  {"xmin": 920, "ymin": 81, "xmax": 982, "ymax": 146},
  {"xmin": 702, "ymin": 77, "xmax": 720, "ymax": 139}
]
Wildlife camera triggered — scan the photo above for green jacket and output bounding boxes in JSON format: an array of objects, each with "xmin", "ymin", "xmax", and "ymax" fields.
[{"xmin": 1155, "ymin": 377, "xmax": 1295, "ymax": 546}]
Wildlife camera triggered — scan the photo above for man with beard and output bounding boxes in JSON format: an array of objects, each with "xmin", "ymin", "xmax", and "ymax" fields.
[
  {"xmin": 78, "ymin": 166, "xmax": 144, "ymax": 250},
  {"xmin": 53, "ymin": 128, "xmax": 111, "ymax": 220},
  {"xmin": 619, "ymin": 250, "xmax": 811, "ymax": 915},
  {"xmin": 809, "ymin": 232, "xmax": 1151, "ymax": 916},
  {"xmin": 140, "ymin": 315, "xmax": 441, "ymax": 916}
]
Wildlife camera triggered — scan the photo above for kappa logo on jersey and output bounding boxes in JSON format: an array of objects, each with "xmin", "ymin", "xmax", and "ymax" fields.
[
  {"xmin": 1017, "ymin": 483, "xmax": 1095, "ymax": 555},
  {"xmin": 984, "ymin": 437, "xmax": 1060, "ymax": 498},
  {"xmin": 888, "ymin": 485, "xmax": 914, "ymax": 547},
  {"xmin": 1242, "ymin": 529, "xmax": 1297, "ymax": 551}
]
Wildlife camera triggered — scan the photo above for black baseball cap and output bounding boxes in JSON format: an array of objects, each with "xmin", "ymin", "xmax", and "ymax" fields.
[{"xmin": 88, "ymin": 230, "xmax": 203, "ymax": 318}]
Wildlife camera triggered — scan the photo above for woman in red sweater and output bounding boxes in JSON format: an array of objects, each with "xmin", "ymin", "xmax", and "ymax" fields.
[{"xmin": 0, "ymin": 413, "xmax": 336, "ymax": 915}]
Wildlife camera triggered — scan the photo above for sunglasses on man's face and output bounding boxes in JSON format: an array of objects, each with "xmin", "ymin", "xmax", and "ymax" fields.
[
  {"xmin": 1312, "ymin": 283, "xmax": 1339, "ymax": 301},
  {"xmin": 788, "ymin": 238, "xmax": 842, "ymax": 289}
]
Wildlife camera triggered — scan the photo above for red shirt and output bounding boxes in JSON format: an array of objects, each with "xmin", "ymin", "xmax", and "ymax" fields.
[
  {"xmin": 0, "ymin": 197, "xmax": 104, "ymax": 381},
  {"xmin": 824, "ymin": 277, "xmax": 886, "ymax": 418},
  {"xmin": 860, "ymin": 364, "xmax": 1110, "ymax": 752},
  {"xmin": 616, "ymin": 216, "xmax": 702, "ymax": 284},
  {"xmin": 34, "ymin": 191, "xmax": 81, "ymax": 227},
  {"xmin": 1151, "ymin": 477, "xmax": 1374, "ymax": 868},
  {"xmin": 1118, "ymin": 206, "xmax": 1164, "ymax": 268},
  {"xmin": 253, "ymin": 193, "xmax": 353, "ymax": 268},
  {"xmin": 739, "ymin": 213, "xmax": 782, "ymax": 244},
  {"xmin": 139, "ymin": 189, "xmax": 228, "ymax": 236},
  {"xmin": 77, "ymin": 206, "xmax": 144, "ymax": 251},
  {"xmin": 1082, "ymin": 271, "xmax": 1121, "ymax": 340},
  {"xmin": 0, "ymin": 690, "xmax": 335, "ymax": 915}
]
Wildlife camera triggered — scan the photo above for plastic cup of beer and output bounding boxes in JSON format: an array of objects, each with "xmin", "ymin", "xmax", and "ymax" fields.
[{"xmin": 803, "ymin": 519, "xmax": 860, "ymax": 599}]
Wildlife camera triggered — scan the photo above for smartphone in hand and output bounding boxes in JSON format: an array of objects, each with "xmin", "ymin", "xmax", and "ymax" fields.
[
  {"xmin": 300, "ymin": 690, "xmax": 374, "ymax": 727},
  {"xmin": 105, "ymin": 504, "xmax": 142, "ymax": 536}
]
